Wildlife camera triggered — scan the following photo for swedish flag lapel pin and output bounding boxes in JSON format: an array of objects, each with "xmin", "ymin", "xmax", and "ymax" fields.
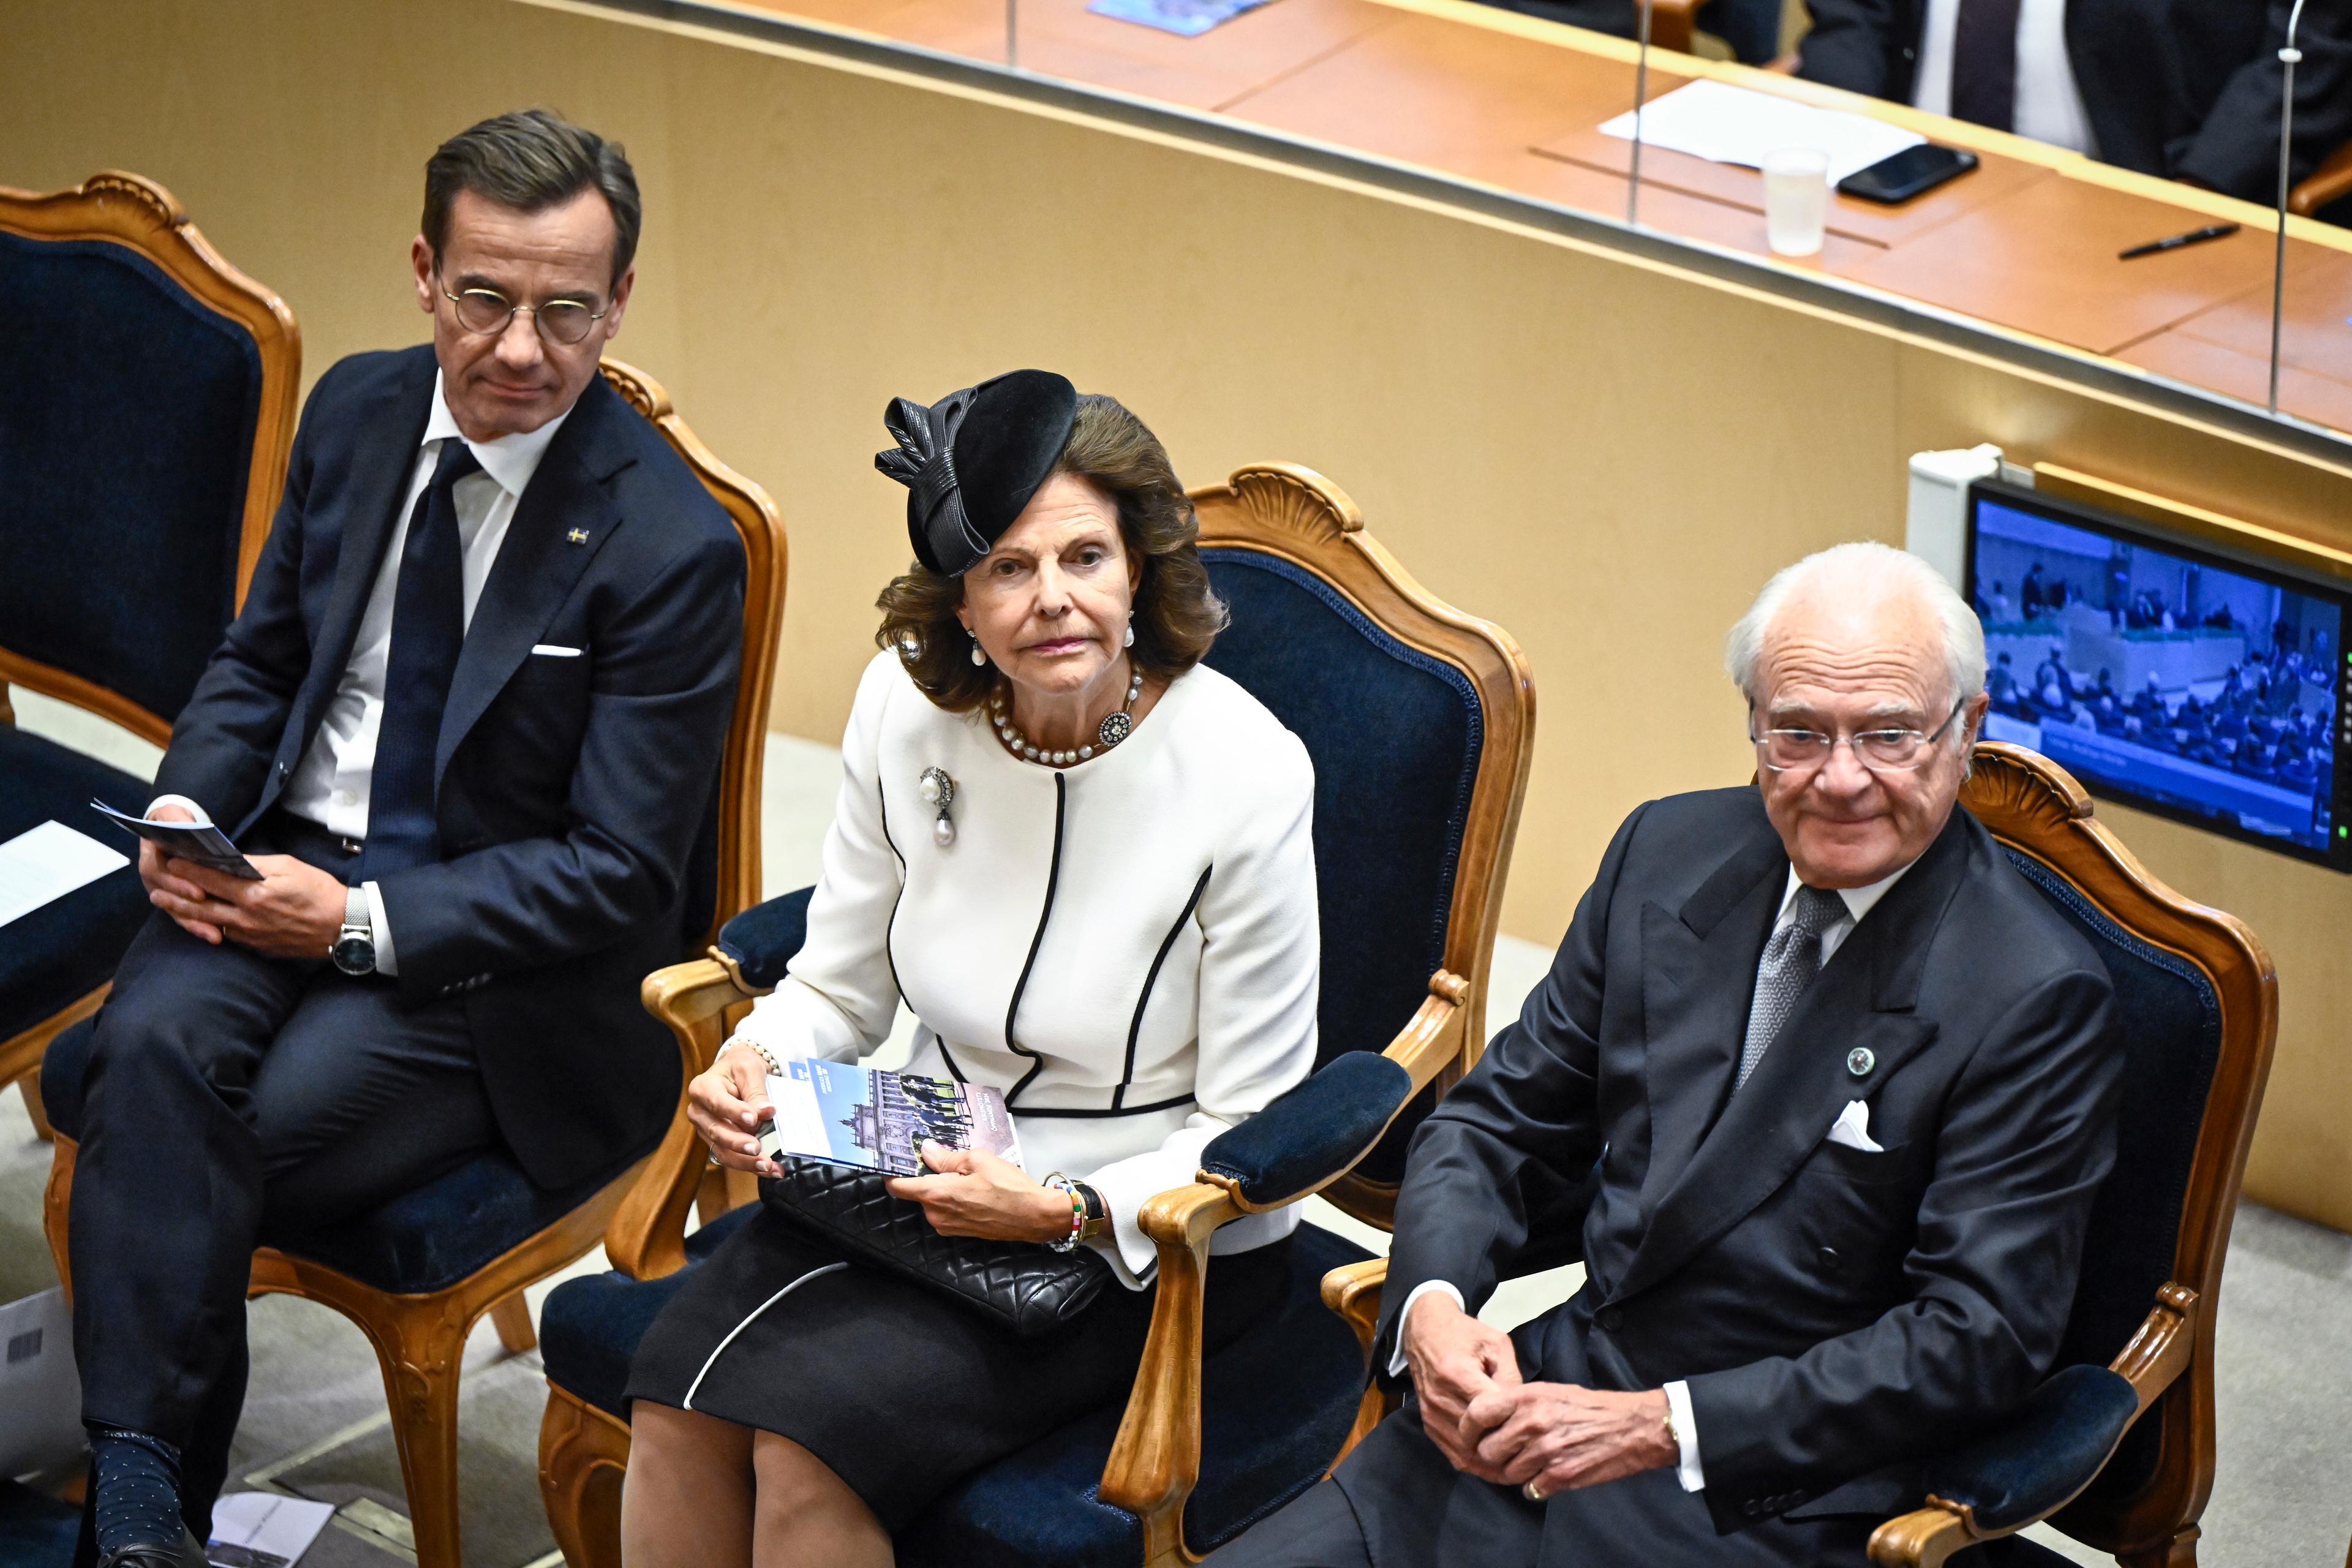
[{"xmin": 567, "ymin": 527, "xmax": 590, "ymax": 545}]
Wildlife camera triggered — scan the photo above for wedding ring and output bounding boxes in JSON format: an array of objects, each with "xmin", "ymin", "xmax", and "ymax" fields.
[{"xmin": 1522, "ymin": 1480, "xmax": 1546, "ymax": 1504}]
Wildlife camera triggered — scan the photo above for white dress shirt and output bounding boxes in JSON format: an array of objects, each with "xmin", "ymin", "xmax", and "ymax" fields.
[
  {"xmin": 1912, "ymin": 0, "xmax": 2098, "ymax": 157},
  {"xmin": 152, "ymin": 372, "xmax": 569, "ymax": 974},
  {"xmin": 1389, "ymin": 855, "xmax": 1918, "ymax": 1493}
]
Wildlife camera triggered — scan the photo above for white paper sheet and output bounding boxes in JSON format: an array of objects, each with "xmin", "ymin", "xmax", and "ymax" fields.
[
  {"xmin": 0, "ymin": 820, "xmax": 129, "ymax": 929},
  {"xmin": 207, "ymin": 1492, "xmax": 337, "ymax": 1567},
  {"xmin": 1599, "ymin": 80, "xmax": 1926, "ymax": 186}
]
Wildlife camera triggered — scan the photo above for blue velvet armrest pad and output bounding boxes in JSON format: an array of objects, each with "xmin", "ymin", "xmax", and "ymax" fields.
[
  {"xmin": 1199, "ymin": 1053, "xmax": 1413, "ymax": 1207},
  {"xmin": 1919, "ymin": 1365, "xmax": 2141, "ymax": 1533},
  {"xmin": 713, "ymin": 885, "xmax": 815, "ymax": 989}
]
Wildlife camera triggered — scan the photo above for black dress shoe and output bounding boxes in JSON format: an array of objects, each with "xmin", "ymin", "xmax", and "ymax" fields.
[{"xmin": 95, "ymin": 1525, "xmax": 206, "ymax": 1567}]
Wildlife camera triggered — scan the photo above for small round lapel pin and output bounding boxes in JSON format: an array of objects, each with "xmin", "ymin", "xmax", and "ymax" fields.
[
  {"xmin": 1846, "ymin": 1046, "xmax": 1876, "ymax": 1079},
  {"xmin": 918, "ymin": 767, "xmax": 957, "ymax": 847}
]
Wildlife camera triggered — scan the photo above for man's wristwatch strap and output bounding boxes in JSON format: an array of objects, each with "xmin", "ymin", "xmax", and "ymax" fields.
[{"xmin": 344, "ymin": 886, "xmax": 369, "ymax": 933}]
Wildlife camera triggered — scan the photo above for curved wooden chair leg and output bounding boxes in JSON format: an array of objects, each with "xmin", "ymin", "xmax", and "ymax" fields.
[
  {"xmin": 539, "ymin": 1385, "xmax": 631, "ymax": 1568},
  {"xmin": 43, "ymin": 1133, "xmax": 77, "ymax": 1304},
  {"xmin": 2120, "ymin": 1527, "xmax": 2199, "ymax": 1568},
  {"xmin": 491, "ymin": 1292, "xmax": 537, "ymax": 1355},
  {"xmin": 356, "ymin": 1305, "xmax": 470, "ymax": 1568},
  {"xmin": 22, "ymin": 1071, "xmax": 54, "ymax": 1140}
]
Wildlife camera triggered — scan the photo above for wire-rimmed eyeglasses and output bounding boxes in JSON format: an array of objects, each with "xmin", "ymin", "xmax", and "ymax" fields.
[
  {"xmin": 1751, "ymin": 697, "xmax": 1967, "ymax": 774},
  {"xmin": 437, "ymin": 279, "xmax": 608, "ymax": 347}
]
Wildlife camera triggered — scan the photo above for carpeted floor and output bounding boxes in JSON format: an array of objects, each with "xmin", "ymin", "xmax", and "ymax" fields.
[{"xmin": 5, "ymin": 696, "xmax": 2347, "ymax": 1564}]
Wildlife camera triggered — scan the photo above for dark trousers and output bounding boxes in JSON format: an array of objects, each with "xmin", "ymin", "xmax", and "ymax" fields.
[{"xmin": 64, "ymin": 813, "xmax": 498, "ymax": 1542}]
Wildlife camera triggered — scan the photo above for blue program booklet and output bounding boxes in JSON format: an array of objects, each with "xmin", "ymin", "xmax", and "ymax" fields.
[
  {"xmin": 757, "ymin": 1060, "xmax": 1023, "ymax": 1177},
  {"xmin": 1087, "ymin": 0, "xmax": 1276, "ymax": 37}
]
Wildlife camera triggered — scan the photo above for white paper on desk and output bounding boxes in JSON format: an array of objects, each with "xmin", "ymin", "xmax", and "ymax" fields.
[
  {"xmin": 0, "ymin": 820, "xmax": 129, "ymax": 929},
  {"xmin": 206, "ymin": 1491, "xmax": 336, "ymax": 1567},
  {"xmin": 1599, "ymin": 80, "xmax": 1926, "ymax": 186}
]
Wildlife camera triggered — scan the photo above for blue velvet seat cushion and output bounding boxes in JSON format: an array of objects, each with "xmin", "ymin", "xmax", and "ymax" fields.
[
  {"xmin": 42, "ymin": 1012, "xmax": 651, "ymax": 1295},
  {"xmin": 713, "ymin": 885, "xmax": 816, "ymax": 989},
  {"xmin": 1200, "ymin": 1052, "xmax": 1412, "ymax": 1207},
  {"xmin": 895, "ymin": 1221, "xmax": 1376, "ymax": 1567},
  {"xmin": 540, "ymin": 1202, "xmax": 762, "ymax": 1416},
  {"xmin": 1921, "ymin": 1365, "xmax": 2140, "ymax": 1535},
  {"xmin": 0, "ymin": 726, "xmax": 154, "ymax": 1044},
  {"xmin": 0, "ymin": 230, "xmax": 259, "ymax": 723},
  {"xmin": 1998, "ymin": 849, "xmax": 2220, "ymax": 1508},
  {"xmin": 0, "ymin": 1479, "xmax": 79, "ymax": 1568},
  {"xmin": 1202, "ymin": 549, "xmax": 1481, "ymax": 1185}
]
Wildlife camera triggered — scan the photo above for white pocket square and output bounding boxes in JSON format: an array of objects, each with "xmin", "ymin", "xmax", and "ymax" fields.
[
  {"xmin": 1826, "ymin": 1098, "xmax": 1885, "ymax": 1153},
  {"xmin": 529, "ymin": 644, "xmax": 584, "ymax": 657}
]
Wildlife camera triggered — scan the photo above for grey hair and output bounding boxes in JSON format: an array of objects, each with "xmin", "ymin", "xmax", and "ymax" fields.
[{"xmin": 1725, "ymin": 541, "xmax": 1987, "ymax": 710}]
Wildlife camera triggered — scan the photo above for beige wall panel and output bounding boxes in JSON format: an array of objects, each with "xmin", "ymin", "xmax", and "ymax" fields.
[{"xmin": 5, "ymin": 0, "xmax": 2347, "ymax": 1227}]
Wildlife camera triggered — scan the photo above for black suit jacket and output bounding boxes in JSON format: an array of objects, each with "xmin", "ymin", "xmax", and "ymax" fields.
[
  {"xmin": 152, "ymin": 345, "xmax": 745, "ymax": 1189},
  {"xmin": 1796, "ymin": 0, "xmax": 2352, "ymax": 202},
  {"xmin": 1377, "ymin": 788, "xmax": 2122, "ymax": 1537}
]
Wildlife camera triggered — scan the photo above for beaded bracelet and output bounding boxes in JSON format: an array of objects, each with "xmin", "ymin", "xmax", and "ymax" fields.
[{"xmin": 1042, "ymin": 1174, "xmax": 1087, "ymax": 1253}]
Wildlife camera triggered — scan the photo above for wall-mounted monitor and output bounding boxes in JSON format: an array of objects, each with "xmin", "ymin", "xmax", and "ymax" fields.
[{"xmin": 1964, "ymin": 479, "xmax": 2351, "ymax": 870}]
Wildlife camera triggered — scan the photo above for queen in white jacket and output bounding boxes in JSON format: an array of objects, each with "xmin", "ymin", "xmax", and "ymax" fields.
[{"xmin": 622, "ymin": 372, "xmax": 1321, "ymax": 1565}]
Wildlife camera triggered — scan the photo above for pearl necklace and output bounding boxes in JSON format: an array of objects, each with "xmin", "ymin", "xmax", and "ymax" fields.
[{"xmin": 989, "ymin": 669, "xmax": 1144, "ymax": 767}]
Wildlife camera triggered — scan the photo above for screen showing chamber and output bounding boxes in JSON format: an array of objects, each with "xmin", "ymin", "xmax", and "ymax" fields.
[{"xmin": 1967, "ymin": 488, "xmax": 2343, "ymax": 856}]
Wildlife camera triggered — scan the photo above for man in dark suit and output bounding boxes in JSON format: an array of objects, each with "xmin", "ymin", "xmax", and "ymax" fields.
[
  {"xmin": 60, "ymin": 110, "xmax": 744, "ymax": 1566},
  {"xmin": 1794, "ymin": 0, "xmax": 2352, "ymax": 205},
  {"xmin": 1217, "ymin": 543, "xmax": 2121, "ymax": 1566}
]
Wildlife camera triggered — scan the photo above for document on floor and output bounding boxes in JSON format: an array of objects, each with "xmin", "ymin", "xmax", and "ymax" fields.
[
  {"xmin": 0, "ymin": 819, "xmax": 130, "ymax": 929},
  {"xmin": 759, "ymin": 1060, "xmax": 1024, "ymax": 1176},
  {"xmin": 1599, "ymin": 80, "xmax": 1926, "ymax": 186},
  {"xmin": 1087, "ymin": 0, "xmax": 1276, "ymax": 37},
  {"xmin": 206, "ymin": 1492, "xmax": 336, "ymax": 1568}
]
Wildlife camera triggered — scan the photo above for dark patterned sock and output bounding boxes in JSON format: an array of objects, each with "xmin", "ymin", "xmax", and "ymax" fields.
[{"xmin": 87, "ymin": 1426, "xmax": 186, "ymax": 1559}]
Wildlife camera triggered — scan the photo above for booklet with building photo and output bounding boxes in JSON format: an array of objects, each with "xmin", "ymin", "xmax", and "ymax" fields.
[{"xmin": 758, "ymin": 1060, "xmax": 1023, "ymax": 1177}]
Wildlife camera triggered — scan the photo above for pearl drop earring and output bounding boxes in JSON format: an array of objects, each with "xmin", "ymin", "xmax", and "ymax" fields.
[
  {"xmin": 1123, "ymin": 614, "xmax": 1135, "ymax": 650},
  {"xmin": 969, "ymin": 633, "xmax": 986, "ymax": 667}
]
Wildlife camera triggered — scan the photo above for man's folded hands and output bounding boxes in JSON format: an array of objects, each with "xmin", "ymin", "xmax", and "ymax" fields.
[{"xmin": 1402, "ymin": 1289, "xmax": 1677, "ymax": 1496}]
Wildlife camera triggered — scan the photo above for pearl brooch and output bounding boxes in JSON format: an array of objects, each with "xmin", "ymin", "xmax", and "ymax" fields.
[{"xmin": 918, "ymin": 766, "xmax": 957, "ymax": 846}]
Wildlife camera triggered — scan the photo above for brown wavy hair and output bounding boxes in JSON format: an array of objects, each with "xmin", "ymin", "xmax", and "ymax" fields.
[{"xmin": 876, "ymin": 393, "xmax": 1227, "ymax": 712}]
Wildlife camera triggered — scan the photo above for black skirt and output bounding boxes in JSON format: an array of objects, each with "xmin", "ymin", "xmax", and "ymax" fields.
[{"xmin": 625, "ymin": 1203, "xmax": 1295, "ymax": 1531}]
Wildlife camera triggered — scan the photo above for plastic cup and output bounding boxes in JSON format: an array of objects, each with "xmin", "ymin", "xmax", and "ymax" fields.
[{"xmin": 1761, "ymin": 147, "xmax": 1831, "ymax": 258}]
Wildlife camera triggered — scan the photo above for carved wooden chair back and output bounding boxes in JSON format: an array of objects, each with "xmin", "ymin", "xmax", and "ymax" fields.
[
  {"xmin": 1189, "ymin": 463, "xmax": 1535, "ymax": 1227},
  {"xmin": 1927, "ymin": 742, "xmax": 2277, "ymax": 1565},
  {"xmin": 0, "ymin": 170, "xmax": 297, "ymax": 1114}
]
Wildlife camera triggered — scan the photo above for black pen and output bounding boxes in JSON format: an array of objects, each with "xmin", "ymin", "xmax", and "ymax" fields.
[{"xmin": 2118, "ymin": 222, "xmax": 2241, "ymax": 260}]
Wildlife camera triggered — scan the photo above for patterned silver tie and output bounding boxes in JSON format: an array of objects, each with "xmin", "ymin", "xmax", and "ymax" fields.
[{"xmin": 1736, "ymin": 885, "xmax": 1849, "ymax": 1088}]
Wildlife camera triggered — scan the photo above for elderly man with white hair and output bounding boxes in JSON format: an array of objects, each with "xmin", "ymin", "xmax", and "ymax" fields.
[{"xmin": 1216, "ymin": 542, "xmax": 2124, "ymax": 1567}]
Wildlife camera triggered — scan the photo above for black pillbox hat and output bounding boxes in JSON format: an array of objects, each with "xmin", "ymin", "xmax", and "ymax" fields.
[{"xmin": 875, "ymin": 369, "xmax": 1080, "ymax": 577}]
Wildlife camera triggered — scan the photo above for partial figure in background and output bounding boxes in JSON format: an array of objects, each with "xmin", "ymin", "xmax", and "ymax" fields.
[
  {"xmin": 617, "ymin": 374, "xmax": 1321, "ymax": 1568},
  {"xmin": 53, "ymin": 111, "xmax": 744, "ymax": 1566},
  {"xmin": 1215, "ymin": 543, "xmax": 2122, "ymax": 1567},
  {"xmin": 1795, "ymin": 0, "xmax": 2352, "ymax": 208}
]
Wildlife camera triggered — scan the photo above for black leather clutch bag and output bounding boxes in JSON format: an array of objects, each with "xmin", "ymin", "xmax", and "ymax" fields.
[{"xmin": 760, "ymin": 1160, "xmax": 1113, "ymax": 1337}]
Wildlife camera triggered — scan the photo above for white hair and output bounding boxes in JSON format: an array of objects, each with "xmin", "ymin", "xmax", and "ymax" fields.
[{"xmin": 1725, "ymin": 541, "xmax": 1986, "ymax": 710}]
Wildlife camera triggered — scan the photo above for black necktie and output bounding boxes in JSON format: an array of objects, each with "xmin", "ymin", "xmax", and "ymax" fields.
[
  {"xmin": 1950, "ymin": 0, "xmax": 2023, "ymax": 132},
  {"xmin": 357, "ymin": 440, "xmax": 482, "ymax": 878},
  {"xmin": 1736, "ymin": 885, "xmax": 1847, "ymax": 1089}
]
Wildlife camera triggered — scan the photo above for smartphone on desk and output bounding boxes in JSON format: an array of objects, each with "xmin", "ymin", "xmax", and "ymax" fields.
[{"xmin": 1838, "ymin": 144, "xmax": 1979, "ymax": 204}]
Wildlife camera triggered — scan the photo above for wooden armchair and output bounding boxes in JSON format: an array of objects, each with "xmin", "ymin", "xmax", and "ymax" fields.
[
  {"xmin": 40, "ymin": 359, "xmax": 785, "ymax": 1568},
  {"xmin": 2290, "ymin": 139, "xmax": 2352, "ymax": 219},
  {"xmin": 1319, "ymin": 743, "xmax": 2274, "ymax": 1568},
  {"xmin": 0, "ymin": 170, "xmax": 297, "ymax": 1136},
  {"xmin": 535, "ymin": 462, "xmax": 1536, "ymax": 1567}
]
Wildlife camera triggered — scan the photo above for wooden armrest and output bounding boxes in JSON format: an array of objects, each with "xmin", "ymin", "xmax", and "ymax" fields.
[
  {"xmin": 604, "ymin": 954, "xmax": 763, "ymax": 1280},
  {"xmin": 1099, "ymin": 1182, "xmax": 1246, "ymax": 1561},
  {"xmin": 1384, "ymin": 970, "xmax": 1471, "ymax": 1096},
  {"xmin": 2290, "ymin": 139, "xmax": 2352, "ymax": 218},
  {"xmin": 1646, "ymin": 0, "xmax": 1703, "ymax": 55},
  {"xmin": 1868, "ymin": 1283, "xmax": 2198, "ymax": 1568},
  {"xmin": 1321, "ymin": 1256, "xmax": 1391, "ymax": 1357}
]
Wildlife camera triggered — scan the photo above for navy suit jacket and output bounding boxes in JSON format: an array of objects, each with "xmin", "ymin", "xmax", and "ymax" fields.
[
  {"xmin": 152, "ymin": 345, "xmax": 745, "ymax": 1188},
  {"xmin": 1796, "ymin": 0, "xmax": 2352, "ymax": 203},
  {"xmin": 1374, "ymin": 789, "xmax": 2124, "ymax": 1540}
]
